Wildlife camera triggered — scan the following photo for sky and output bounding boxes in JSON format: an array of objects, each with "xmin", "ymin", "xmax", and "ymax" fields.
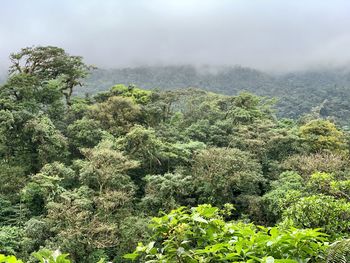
[{"xmin": 1, "ymin": 0, "xmax": 350, "ymax": 72}]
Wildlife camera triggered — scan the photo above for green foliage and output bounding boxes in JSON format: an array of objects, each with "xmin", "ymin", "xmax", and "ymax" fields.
[
  {"xmin": 192, "ymin": 147, "xmax": 265, "ymax": 205},
  {"xmin": 116, "ymin": 216, "xmax": 151, "ymax": 261},
  {"xmin": 0, "ymin": 254, "xmax": 23, "ymax": 263},
  {"xmin": 0, "ymin": 198, "xmax": 23, "ymax": 226},
  {"xmin": 109, "ymin": 84, "xmax": 152, "ymax": 104},
  {"xmin": 0, "ymin": 162, "xmax": 26, "ymax": 202},
  {"xmin": 25, "ymin": 115, "xmax": 68, "ymax": 165},
  {"xmin": 39, "ymin": 140, "xmax": 140, "ymax": 262},
  {"xmin": 326, "ymin": 238, "xmax": 350, "ymax": 263},
  {"xmin": 283, "ymin": 152, "xmax": 348, "ymax": 178},
  {"xmin": 79, "ymin": 139, "xmax": 138, "ymax": 193},
  {"xmin": 21, "ymin": 162, "xmax": 77, "ymax": 216},
  {"xmin": 88, "ymin": 96, "xmax": 141, "ymax": 136},
  {"xmin": 282, "ymin": 195, "xmax": 350, "ymax": 236},
  {"xmin": 299, "ymin": 119, "xmax": 347, "ymax": 154},
  {"xmin": 0, "ymin": 227, "xmax": 24, "ymax": 256},
  {"xmin": 1, "ymin": 47, "xmax": 350, "ymax": 262},
  {"xmin": 33, "ymin": 249, "xmax": 71, "ymax": 263},
  {"xmin": 117, "ymin": 125, "xmax": 205, "ymax": 173},
  {"xmin": 64, "ymin": 97, "xmax": 92, "ymax": 124},
  {"xmin": 262, "ymin": 172, "xmax": 304, "ymax": 223},
  {"xmin": 0, "ymin": 250, "xmax": 108, "ymax": 263},
  {"xmin": 82, "ymin": 66, "xmax": 350, "ymax": 126},
  {"xmin": 141, "ymin": 172, "xmax": 194, "ymax": 212},
  {"xmin": 9, "ymin": 46, "xmax": 92, "ymax": 105},
  {"xmin": 125, "ymin": 205, "xmax": 328, "ymax": 263},
  {"xmin": 67, "ymin": 117, "xmax": 104, "ymax": 152}
]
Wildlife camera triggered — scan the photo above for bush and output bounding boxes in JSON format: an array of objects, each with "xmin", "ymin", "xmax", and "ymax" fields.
[
  {"xmin": 125, "ymin": 205, "xmax": 328, "ymax": 262},
  {"xmin": 282, "ymin": 195, "xmax": 350, "ymax": 237}
]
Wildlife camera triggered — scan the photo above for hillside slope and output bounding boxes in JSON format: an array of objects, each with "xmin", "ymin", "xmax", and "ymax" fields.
[{"xmin": 79, "ymin": 66, "xmax": 350, "ymax": 125}]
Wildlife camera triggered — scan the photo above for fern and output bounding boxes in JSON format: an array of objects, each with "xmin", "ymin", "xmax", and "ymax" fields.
[{"xmin": 327, "ymin": 239, "xmax": 350, "ymax": 263}]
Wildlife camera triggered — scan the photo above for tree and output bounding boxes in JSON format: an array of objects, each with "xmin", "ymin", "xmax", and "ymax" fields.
[
  {"xmin": 262, "ymin": 171, "xmax": 304, "ymax": 224},
  {"xmin": 229, "ymin": 92, "xmax": 275, "ymax": 125},
  {"xmin": 299, "ymin": 119, "xmax": 347, "ymax": 154},
  {"xmin": 9, "ymin": 46, "xmax": 92, "ymax": 105},
  {"xmin": 116, "ymin": 125, "xmax": 205, "ymax": 174},
  {"xmin": 0, "ymin": 112, "xmax": 68, "ymax": 173},
  {"xmin": 21, "ymin": 162, "xmax": 77, "ymax": 216},
  {"xmin": 43, "ymin": 141, "xmax": 139, "ymax": 262},
  {"xmin": 79, "ymin": 139, "xmax": 139, "ymax": 194},
  {"xmin": 283, "ymin": 152, "xmax": 349, "ymax": 178},
  {"xmin": 94, "ymin": 84, "xmax": 152, "ymax": 105},
  {"xmin": 0, "ymin": 226, "xmax": 25, "ymax": 256},
  {"xmin": 282, "ymin": 194, "xmax": 350, "ymax": 236},
  {"xmin": 140, "ymin": 172, "xmax": 195, "ymax": 213},
  {"xmin": 88, "ymin": 96, "xmax": 141, "ymax": 136},
  {"xmin": 23, "ymin": 115, "xmax": 68, "ymax": 171},
  {"xmin": 66, "ymin": 117, "xmax": 104, "ymax": 156},
  {"xmin": 192, "ymin": 147, "xmax": 265, "ymax": 206}
]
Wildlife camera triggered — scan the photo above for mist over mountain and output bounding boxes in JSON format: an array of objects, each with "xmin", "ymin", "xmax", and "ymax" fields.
[
  {"xmin": 2, "ymin": 61, "xmax": 349, "ymax": 124},
  {"xmin": 2, "ymin": 0, "xmax": 350, "ymax": 120},
  {"xmin": 77, "ymin": 65, "xmax": 350, "ymax": 125}
]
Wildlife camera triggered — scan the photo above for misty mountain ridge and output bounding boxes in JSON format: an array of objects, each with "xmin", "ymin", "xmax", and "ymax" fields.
[
  {"xmin": 2, "ymin": 64, "xmax": 350, "ymax": 125},
  {"xmin": 75, "ymin": 65, "xmax": 350, "ymax": 125}
]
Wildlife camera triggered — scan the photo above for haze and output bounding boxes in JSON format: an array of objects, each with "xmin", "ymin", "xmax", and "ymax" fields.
[{"xmin": 1, "ymin": 0, "xmax": 350, "ymax": 72}]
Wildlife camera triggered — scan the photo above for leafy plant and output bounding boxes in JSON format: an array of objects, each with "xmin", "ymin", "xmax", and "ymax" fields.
[
  {"xmin": 282, "ymin": 194, "xmax": 350, "ymax": 236},
  {"xmin": 33, "ymin": 249, "xmax": 71, "ymax": 263},
  {"xmin": 125, "ymin": 205, "xmax": 328, "ymax": 262},
  {"xmin": 0, "ymin": 254, "xmax": 23, "ymax": 263}
]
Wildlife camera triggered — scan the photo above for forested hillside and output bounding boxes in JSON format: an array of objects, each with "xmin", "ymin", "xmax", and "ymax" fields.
[
  {"xmin": 82, "ymin": 66, "xmax": 350, "ymax": 126},
  {"xmin": 0, "ymin": 47, "xmax": 349, "ymax": 263}
]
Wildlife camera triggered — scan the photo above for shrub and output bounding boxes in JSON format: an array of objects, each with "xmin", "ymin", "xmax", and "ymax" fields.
[{"xmin": 125, "ymin": 205, "xmax": 328, "ymax": 262}]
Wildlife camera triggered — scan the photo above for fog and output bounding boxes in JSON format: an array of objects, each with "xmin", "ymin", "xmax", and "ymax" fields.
[{"xmin": 1, "ymin": 0, "xmax": 350, "ymax": 72}]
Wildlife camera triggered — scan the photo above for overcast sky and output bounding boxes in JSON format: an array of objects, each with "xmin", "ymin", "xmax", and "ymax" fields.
[{"xmin": 1, "ymin": 0, "xmax": 350, "ymax": 72}]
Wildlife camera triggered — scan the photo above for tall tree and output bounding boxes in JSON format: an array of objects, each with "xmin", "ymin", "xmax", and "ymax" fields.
[{"xmin": 9, "ymin": 46, "xmax": 93, "ymax": 105}]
